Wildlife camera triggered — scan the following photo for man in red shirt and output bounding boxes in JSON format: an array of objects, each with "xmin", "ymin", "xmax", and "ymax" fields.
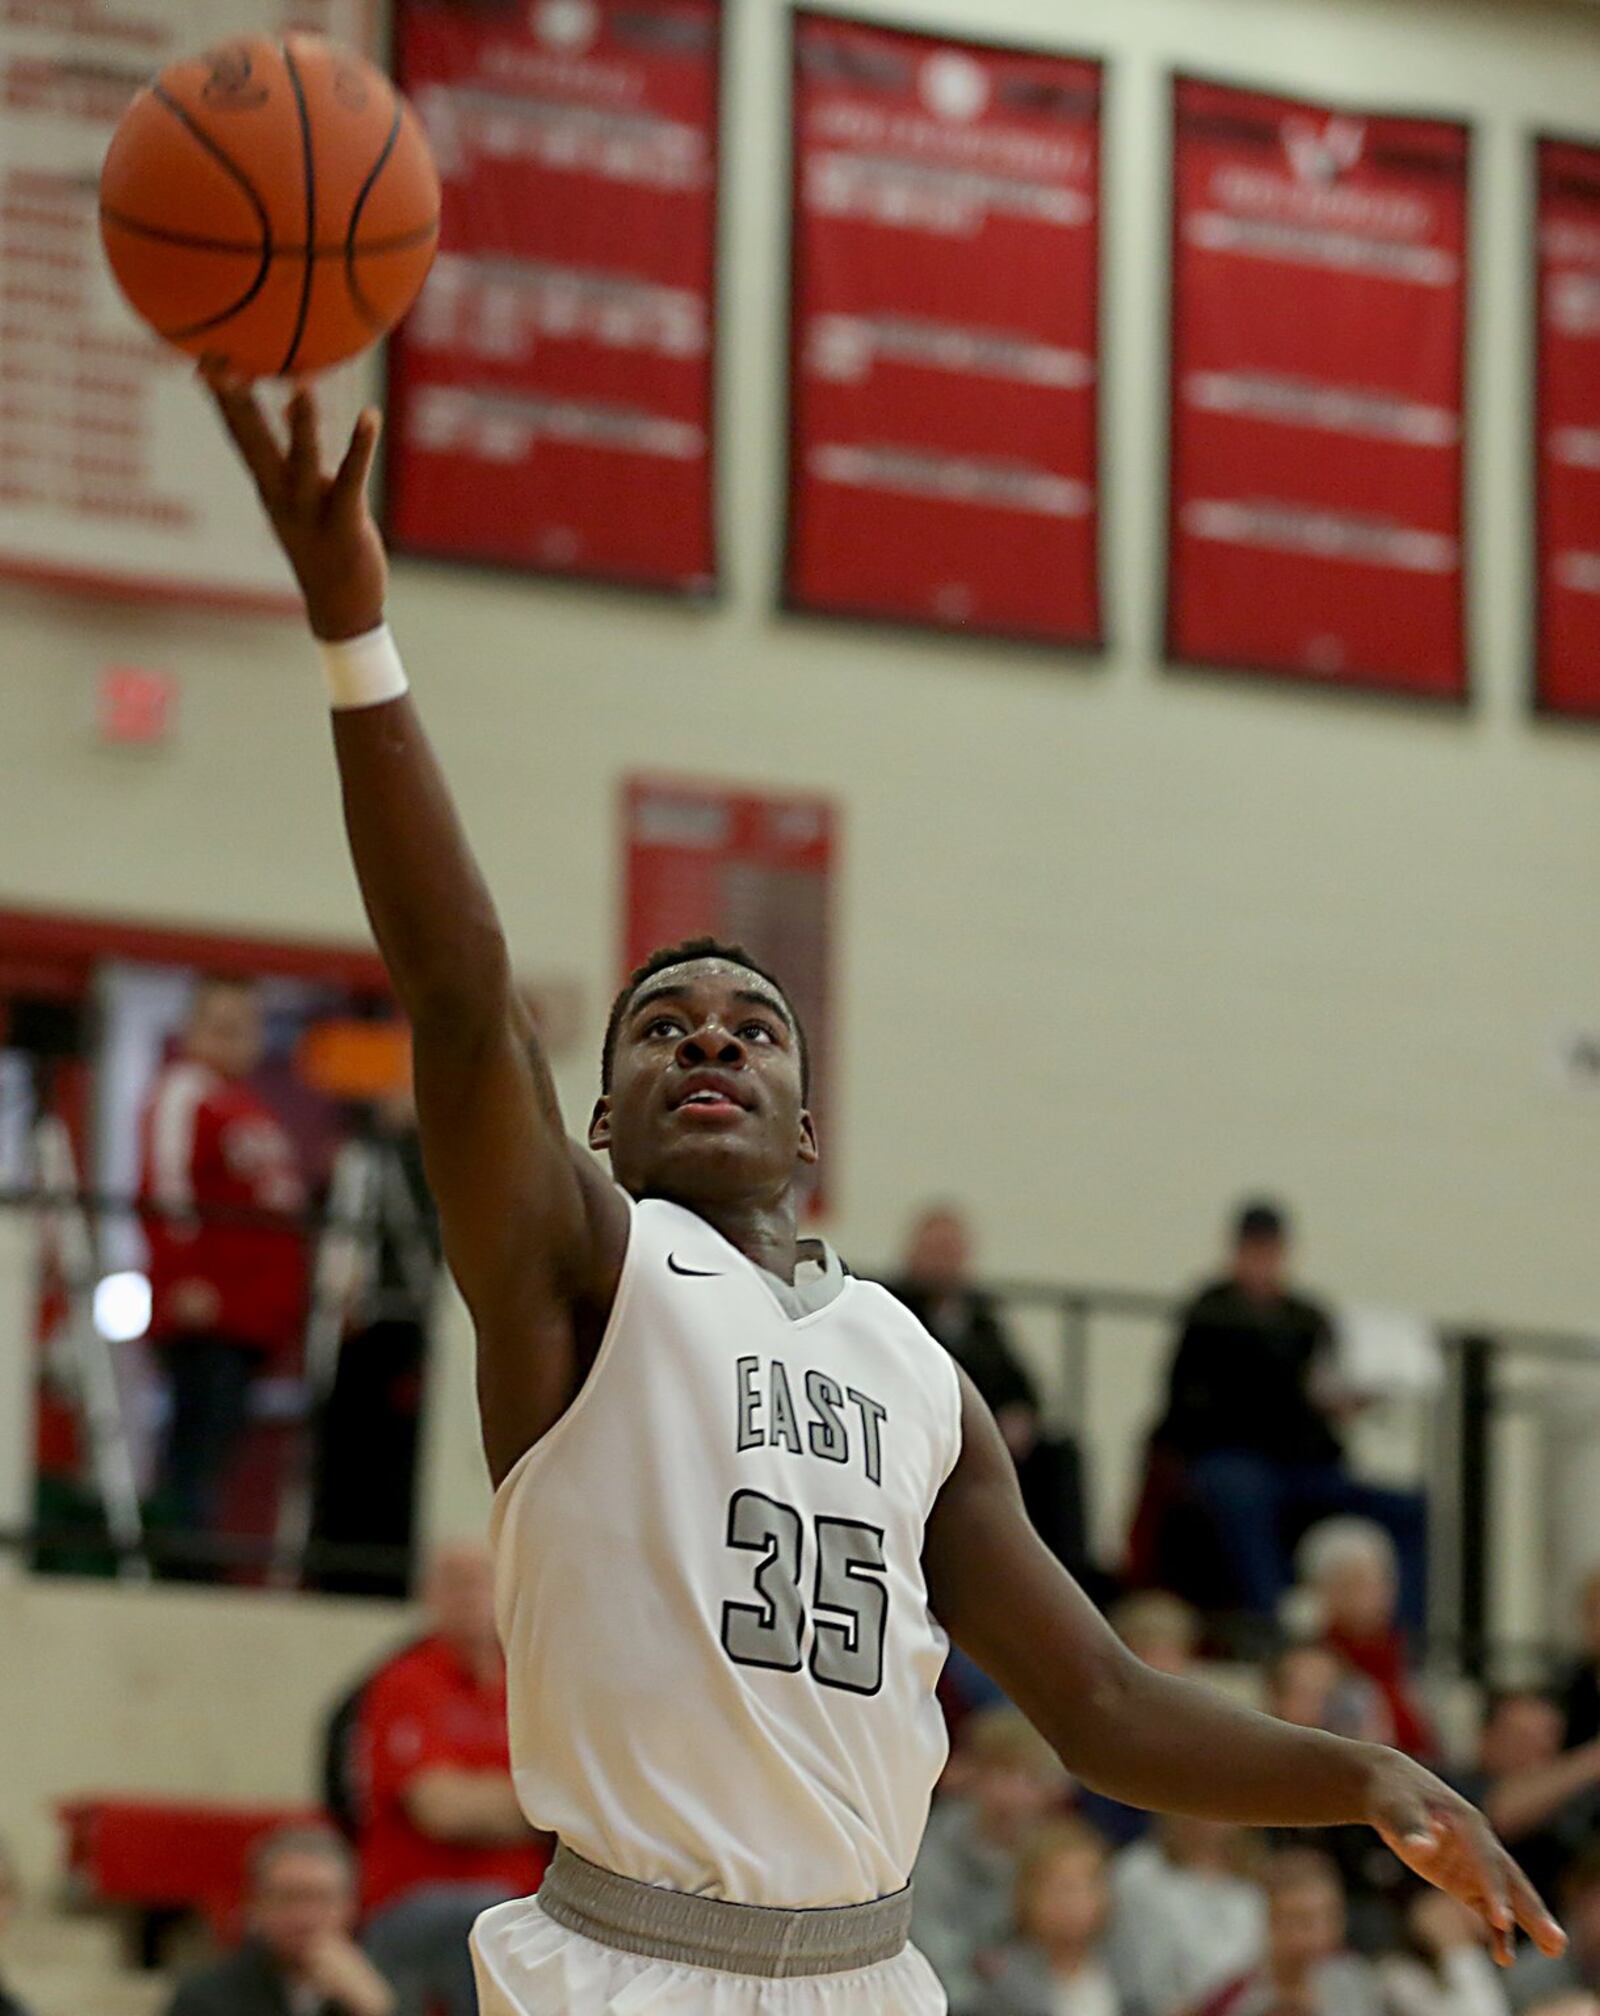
[
  {"xmin": 358, "ymin": 1544, "xmax": 548, "ymax": 2016},
  {"xmin": 139, "ymin": 975, "xmax": 307, "ymax": 1578}
]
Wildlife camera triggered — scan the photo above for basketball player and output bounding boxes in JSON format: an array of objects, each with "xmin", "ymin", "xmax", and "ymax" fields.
[{"xmin": 210, "ymin": 375, "xmax": 1564, "ymax": 2016}]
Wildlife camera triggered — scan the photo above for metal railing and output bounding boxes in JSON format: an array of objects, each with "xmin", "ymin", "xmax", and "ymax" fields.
[{"xmin": 3, "ymin": 1175, "xmax": 1597, "ymax": 1672}]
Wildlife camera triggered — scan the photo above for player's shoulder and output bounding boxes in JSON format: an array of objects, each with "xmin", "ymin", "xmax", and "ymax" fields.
[
  {"xmin": 847, "ymin": 1279, "xmax": 964, "ymax": 1407},
  {"xmin": 850, "ymin": 1273, "xmax": 951, "ymax": 1341}
]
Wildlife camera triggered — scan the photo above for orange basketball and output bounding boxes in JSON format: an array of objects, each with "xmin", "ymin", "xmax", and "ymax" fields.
[{"xmin": 99, "ymin": 33, "xmax": 440, "ymax": 380}]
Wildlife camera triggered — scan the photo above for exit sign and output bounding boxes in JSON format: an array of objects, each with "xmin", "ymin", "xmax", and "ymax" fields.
[{"xmin": 95, "ymin": 665, "xmax": 177, "ymax": 746}]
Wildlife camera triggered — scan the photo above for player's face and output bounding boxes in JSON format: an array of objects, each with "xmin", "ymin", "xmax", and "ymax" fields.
[{"xmin": 590, "ymin": 959, "xmax": 817, "ymax": 1206}]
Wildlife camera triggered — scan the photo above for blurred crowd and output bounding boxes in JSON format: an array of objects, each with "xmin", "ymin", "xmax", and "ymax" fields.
[
  {"xmin": 904, "ymin": 1575, "xmax": 1600, "ymax": 2016},
  {"xmin": 894, "ymin": 1195, "xmax": 1600, "ymax": 2013},
  {"xmin": 8, "ymin": 1167, "xmax": 1600, "ymax": 2016}
]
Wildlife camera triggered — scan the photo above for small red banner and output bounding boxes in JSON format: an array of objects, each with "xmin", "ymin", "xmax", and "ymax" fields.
[
  {"xmin": 623, "ymin": 778, "xmax": 837, "ymax": 1212},
  {"xmin": 386, "ymin": 0, "xmax": 721, "ymax": 593},
  {"xmin": 1167, "ymin": 77, "xmax": 1469, "ymax": 698},
  {"xmin": 1535, "ymin": 136, "xmax": 1600, "ymax": 720},
  {"xmin": 785, "ymin": 12, "xmax": 1102, "ymax": 646}
]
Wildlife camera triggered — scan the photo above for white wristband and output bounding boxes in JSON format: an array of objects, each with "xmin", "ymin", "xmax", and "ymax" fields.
[{"xmin": 318, "ymin": 623, "xmax": 409, "ymax": 711}]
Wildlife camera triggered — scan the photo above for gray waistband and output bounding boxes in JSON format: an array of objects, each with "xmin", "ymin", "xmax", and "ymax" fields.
[{"xmin": 538, "ymin": 1844, "xmax": 914, "ymax": 1979}]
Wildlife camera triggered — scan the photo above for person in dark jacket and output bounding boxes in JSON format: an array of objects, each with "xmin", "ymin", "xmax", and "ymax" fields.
[
  {"xmin": 165, "ymin": 1829, "xmax": 394, "ymax": 2016},
  {"xmin": 890, "ymin": 1204, "xmax": 1089, "ymax": 1576},
  {"xmin": 1558, "ymin": 1567, "xmax": 1600, "ymax": 1750},
  {"xmin": 1155, "ymin": 1199, "xmax": 1426, "ymax": 1632}
]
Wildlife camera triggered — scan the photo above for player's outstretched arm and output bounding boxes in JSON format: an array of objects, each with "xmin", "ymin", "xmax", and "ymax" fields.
[
  {"xmin": 923, "ymin": 1371, "xmax": 1566, "ymax": 1969},
  {"xmin": 211, "ymin": 378, "xmax": 627, "ymax": 1484}
]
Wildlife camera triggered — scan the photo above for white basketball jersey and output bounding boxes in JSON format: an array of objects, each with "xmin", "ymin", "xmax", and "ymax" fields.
[{"xmin": 491, "ymin": 1193, "xmax": 964, "ymax": 1910}]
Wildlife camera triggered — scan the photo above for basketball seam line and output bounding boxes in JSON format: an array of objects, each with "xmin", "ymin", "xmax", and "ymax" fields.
[
  {"xmin": 100, "ymin": 206, "xmax": 439, "ymax": 258},
  {"xmin": 279, "ymin": 39, "xmax": 317, "ymax": 377},
  {"xmin": 345, "ymin": 101, "xmax": 406, "ymax": 336},
  {"xmin": 147, "ymin": 83, "xmax": 275, "ymax": 345}
]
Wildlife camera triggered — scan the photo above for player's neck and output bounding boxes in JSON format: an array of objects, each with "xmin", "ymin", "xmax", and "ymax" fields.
[{"xmin": 692, "ymin": 1199, "xmax": 802, "ymax": 1283}]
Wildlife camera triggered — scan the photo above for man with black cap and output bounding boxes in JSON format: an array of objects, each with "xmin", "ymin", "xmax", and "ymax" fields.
[{"xmin": 1157, "ymin": 1200, "xmax": 1425, "ymax": 1635}]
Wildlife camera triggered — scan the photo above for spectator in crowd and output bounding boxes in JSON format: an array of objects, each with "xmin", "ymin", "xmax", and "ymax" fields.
[
  {"xmin": 1297, "ymin": 1520, "xmax": 1436, "ymax": 1758},
  {"xmin": 912, "ymin": 1706, "xmax": 1071, "ymax": 2015},
  {"xmin": 977, "ymin": 1818, "xmax": 1123, "ymax": 2016},
  {"xmin": 1078, "ymin": 1594, "xmax": 1203, "ymax": 1848},
  {"xmin": 1377, "ymin": 1889, "xmax": 1509, "ymax": 2016},
  {"xmin": 1106, "ymin": 1815, "xmax": 1265, "ymax": 2016},
  {"xmin": 356, "ymin": 1543, "xmax": 548, "ymax": 2016},
  {"xmin": 1509, "ymin": 1845, "xmax": 1600, "ymax": 2011},
  {"xmin": 1154, "ymin": 1199, "xmax": 1426, "ymax": 1635},
  {"xmin": 1264, "ymin": 1646, "xmax": 1408, "ymax": 1954},
  {"xmin": 1111, "ymin": 1591, "xmax": 1202, "ymax": 1677},
  {"xmin": 1451, "ymin": 1693, "xmax": 1600, "ymax": 1907},
  {"xmin": 1268, "ymin": 1643, "xmax": 1390, "ymax": 1744},
  {"xmin": 165, "ymin": 1828, "xmax": 394, "ymax": 2016},
  {"xmin": 0, "ymin": 1839, "xmax": 33, "ymax": 2016},
  {"xmin": 890, "ymin": 1205, "xmax": 1090, "ymax": 1577},
  {"xmin": 311, "ymin": 1087, "xmax": 440, "ymax": 1599},
  {"xmin": 1558, "ymin": 1568, "xmax": 1600, "ymax": 1750},
  {"xmin": 1197, "ymin": 1849, "xmax": 1381, "ymax": 2016},
  {"xmin": 138, "ymin": 975, "xmax": 308, "ymax": 1579}
]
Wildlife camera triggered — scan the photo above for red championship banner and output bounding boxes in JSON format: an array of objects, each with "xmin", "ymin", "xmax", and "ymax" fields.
[
  {"xmin": 785, "ymin": 13, "xmax": 1102, "ymax": 645},
  {"xmin": 1168, "ymin": 78, "xmax": 1469, "ymax": 698},
  {"xmin": 623, "ymin": 777, "xmax": 836, "ymax": 1211},
  {"xmin": 1535, "ymin": 138, "xmax": 1600, "ymax": 720},
  {"xmin": 386, "ymin": 0, "xmax": 720, "ymax": 592},
  {"xmin": 0, "ymin": 0, "xmax": 368, "ymax": 611}
]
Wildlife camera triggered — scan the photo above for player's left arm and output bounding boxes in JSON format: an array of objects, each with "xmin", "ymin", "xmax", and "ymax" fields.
[{"xmin": 922, "ymin": 1369, "xmax": 1566, "ymax": 1968}]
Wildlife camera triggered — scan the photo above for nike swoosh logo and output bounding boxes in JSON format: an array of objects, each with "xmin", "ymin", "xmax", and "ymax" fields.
[{"xmin": 667, "ymin": 1254, "xmax": 723, "ymax": 1277}]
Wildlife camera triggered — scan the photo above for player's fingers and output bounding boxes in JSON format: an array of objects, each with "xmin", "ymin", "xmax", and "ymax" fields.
[
  {"xmin": 1444, "ymin": 1818, "xmax": 1512, "ymax": 1964},
  {"xmin": 1506, "ymin": 1856, "xmax": 1567, "ymax": 1959},
  {"xmin": 286, "ymin": 385, "xmax": 324, "ymax": 514},
  {"xmin": 205, "ymin": 368, "xmax": 286, "ymax": 500},
  {"xmin": 330, "ymin": 407, "xmax": 382, "ymax": 510}
]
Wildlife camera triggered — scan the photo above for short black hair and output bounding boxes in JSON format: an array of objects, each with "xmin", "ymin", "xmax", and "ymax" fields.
[
  {"xmin": 601, "ymin": 937, "xmax": 810, "ymax": 1097},
  {"xmin": 1235, "ymin": 1197, "xmax": 1288, "ymax": 1243}
]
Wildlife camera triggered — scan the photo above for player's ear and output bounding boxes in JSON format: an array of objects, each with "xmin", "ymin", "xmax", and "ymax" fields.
[
  {"xmin": 797, "ymin": 1108, "xmax": 819, "ymax": 1167},
  {"xmin": 588, "ymin": 1095, "xmax": 613, "ymax": 1153}
]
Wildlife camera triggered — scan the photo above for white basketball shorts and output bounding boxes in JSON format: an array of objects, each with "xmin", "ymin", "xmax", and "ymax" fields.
[{"xmin": 471, "ymin": 1897, "xmax": 947, "ymax": 2016}]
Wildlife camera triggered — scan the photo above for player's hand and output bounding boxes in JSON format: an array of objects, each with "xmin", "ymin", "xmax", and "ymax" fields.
[
  {"xmin": 205, "ymin": 367, "xmax": 388, "ymax": 642},
  {"xmin": 1367, "ymin": 1753, "xmax": 1565, "ymax": 1967}
]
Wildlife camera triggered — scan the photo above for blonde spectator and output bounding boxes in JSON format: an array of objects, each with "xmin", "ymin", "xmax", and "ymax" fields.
[
  {"xmin": 912, "ymin": 1707, "xmax": 1071, "ymax": 2015},
  {"xmin": 1106, "ymin": 1816, "xmax": 1265, "ymax": 2016},
  {"xmin": 1077, "ymin": 1595, "xmax": 1204, "ymax": 1848},
  {"xmin": 1379, "ymin": 1891, "xmax": 1509, "ymax": 2016},
  {"xmin": 1110, "ymin": 1592, "xmax": 1201, "ymax": 1677},
  {"xmin": 979, "ymin": 1818, "xmax": 1123, "ymax": 2016}
]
